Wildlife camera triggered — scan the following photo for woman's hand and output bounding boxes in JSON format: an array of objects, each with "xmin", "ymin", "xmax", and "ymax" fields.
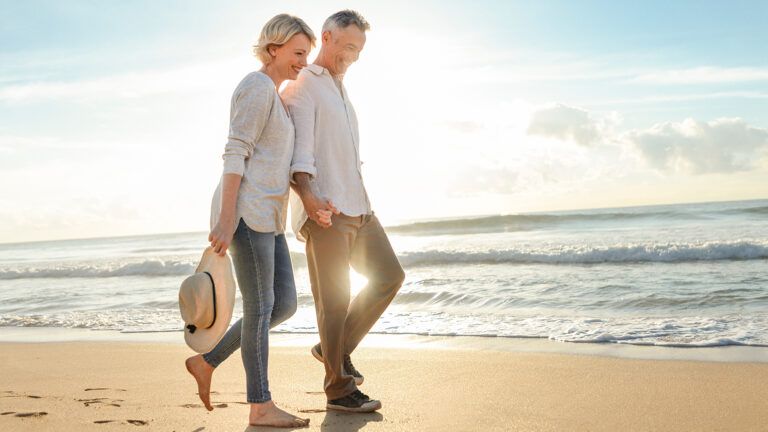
[
  {"xmin": 303, "ymin": 194, "xmax": 339, "ymax": 228},
  {"xmin": 291, "ymin": 172, "xmax": 339, "ymax": 229},
  {"xmin": 210, "ymin": 174, "xmax": 242, "ymax": 256},
  {"xmin": 209, "ymin": 218, "xmax": 236, "ymax": 256},
  {"xmin": 315, "ymin": 209, "xmax": 336, "ymax": 227}
]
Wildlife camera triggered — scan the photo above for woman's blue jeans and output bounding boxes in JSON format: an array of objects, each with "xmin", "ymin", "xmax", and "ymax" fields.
[{"xmin": 202, "ymin": 219, "xmax": 297, "ymax": 403}]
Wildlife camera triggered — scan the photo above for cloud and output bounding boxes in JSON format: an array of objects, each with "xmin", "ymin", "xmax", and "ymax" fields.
[
  {"xmin": 628, "ymin": 67, "xmax": 768, "ymax": 84},
  {"xmin": 625, "ymin": 118, "xmax": 768, "ymax": 174},
  {"xmin": 527, "ymin": 104, "xmax": 768, "ymax": 175},
  {"xmin": 580, "ymin": 91, "xmax": 768, "ymax": 107},
  {"xmin": 527, "ymin": 103, "xmax": 615, "ymax": 147},
  {"xmin": 0, "ymin": 58, "xmax": 246, "ymax": 103}
]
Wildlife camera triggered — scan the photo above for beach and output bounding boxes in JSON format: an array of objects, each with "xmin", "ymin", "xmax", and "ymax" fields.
[
  {"xmin": 3, "ymin": 0, "xmax": 768, "ymax": 429},
  {"xmin": 2, "ymin": 335, "xmax": 768, "ymax": 431}
]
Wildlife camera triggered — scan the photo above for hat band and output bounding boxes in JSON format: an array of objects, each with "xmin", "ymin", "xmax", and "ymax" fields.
[{"xmin": 186, "ymin": 271, "xmax": 218, "ymax": 334}]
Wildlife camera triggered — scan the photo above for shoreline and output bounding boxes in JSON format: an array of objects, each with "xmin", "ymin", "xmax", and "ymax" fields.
[{"xmin": 2, "ymin": 326, "xmax": 766, "ymax": 363}]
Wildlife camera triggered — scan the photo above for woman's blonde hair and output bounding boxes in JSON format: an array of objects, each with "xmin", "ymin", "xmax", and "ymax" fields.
[{"xmin": 253, "ymin": 14, "xmax": 316, "ymax": 65}]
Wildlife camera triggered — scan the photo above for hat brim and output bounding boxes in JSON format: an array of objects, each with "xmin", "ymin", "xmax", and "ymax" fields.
[{"xmin": 183, "ymin": 247, "xmax": 237, "ymax": 354}]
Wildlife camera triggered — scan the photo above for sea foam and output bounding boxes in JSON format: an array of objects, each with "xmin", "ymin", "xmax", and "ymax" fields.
[{"xmin": 398, "ymin": 241, "xmax": 768, "ymax": 266}]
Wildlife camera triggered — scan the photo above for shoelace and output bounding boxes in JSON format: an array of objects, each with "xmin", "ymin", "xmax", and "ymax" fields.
[
  {"xmin": 343, "ymin": 355, "xmax": 361, "ymax": 377},
  {"xmin": 351, "ymin": 390, "xmax": 370, "ymax": 402}
]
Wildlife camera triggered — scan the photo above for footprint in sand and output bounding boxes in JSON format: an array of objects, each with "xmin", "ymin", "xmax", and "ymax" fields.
[
  {"xmin": 180, "ymin": 403, "xmax": 229, "ymax": 409},
  {"xmin": 14, "ymin": 412, "xmax": 48, "ymax": 418},
  {"xmin": 77, "ymin": 397, "xmax": 123, "ymax": 407},
  {"xmin": 79, "ymin": 389, "xmax": 126, "ymax": 409},
  {"xmin": 0, "ymin": 391, "xmax": 43, "ymax": 399},
  {"xmin": 93, "ymin": 419, "xmax": 148, "ymax": 426},
  {"xmin": 126, "ymin": 419, "xmax": 148, "ymax": 426},
  {"xmin": 0, "ymin": 392, "xmax": 49, "ymax": 419},
  {"xmin": 84, "ymin": 388, "xmax": 127, "ymax": 392}
]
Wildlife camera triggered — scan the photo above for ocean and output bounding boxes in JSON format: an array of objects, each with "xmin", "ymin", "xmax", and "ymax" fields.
[{"xmin": 1, "ymin": 199, "xmax": 767, "ymax": 350}]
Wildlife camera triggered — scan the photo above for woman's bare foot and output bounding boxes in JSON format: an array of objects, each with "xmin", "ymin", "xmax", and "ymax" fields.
[
  {"xmin": 185, "ymin": 355, "xmax": 214, "ymax": 411},
  {"xmin": 249, "ymin": 400, "xmax": 309, "ymax": 428}
]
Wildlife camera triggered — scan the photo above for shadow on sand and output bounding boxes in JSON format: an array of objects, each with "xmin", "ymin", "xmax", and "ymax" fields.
[
  {"xmin": 241, "ymin": 411, "xmax": 382, "ymax": 432},
  {"xmin": 320, "ymin": 411, "xmax": 384, "ymax": 431}
]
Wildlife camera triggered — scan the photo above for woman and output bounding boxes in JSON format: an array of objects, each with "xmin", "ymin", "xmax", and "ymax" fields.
[{"xmin": 184, "ymin": 14, "xmax": 325, "ymax": 428}]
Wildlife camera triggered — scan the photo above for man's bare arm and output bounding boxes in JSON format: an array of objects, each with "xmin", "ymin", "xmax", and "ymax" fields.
[{"xmin": 291, "ymin": 173, "xmax": 339, "ymax": 228}]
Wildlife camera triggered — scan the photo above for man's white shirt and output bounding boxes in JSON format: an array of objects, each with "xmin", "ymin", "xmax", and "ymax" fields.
[{"xmin": 282, "ymin": 64, "xmax": 371, "ymax": 241}]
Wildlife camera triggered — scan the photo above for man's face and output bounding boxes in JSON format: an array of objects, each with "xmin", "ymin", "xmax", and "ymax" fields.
[{"xmin": 323, "ymin": 25, "xmax": 366, "ymax": 76}]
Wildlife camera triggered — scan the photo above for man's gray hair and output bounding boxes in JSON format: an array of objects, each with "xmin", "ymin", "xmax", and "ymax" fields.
[{"xmin": 322, "ymin": 10, "xmax": 370, "ymax": 33}]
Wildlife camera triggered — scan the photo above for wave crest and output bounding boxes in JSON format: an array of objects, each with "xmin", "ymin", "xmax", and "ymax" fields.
[
  {"xmin": 0, "ymin": 260, "xmax": 196, "ymax": 280},
  {"xmin": 399, "ymin": 241, "xmax": 768, "ymax": 266},
  {"xmin": 387, "ymin": 202, "xmax": 768, "ymax": 235}
]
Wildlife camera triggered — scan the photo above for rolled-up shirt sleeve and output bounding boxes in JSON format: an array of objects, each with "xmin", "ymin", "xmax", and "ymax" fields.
[
  {"xmin": 222, "ymin": 75, "xmax": 273, "ymax": 176},
  {"xmin": 284, "ymin": 84, "xmax": 317, "ymax": 182}
]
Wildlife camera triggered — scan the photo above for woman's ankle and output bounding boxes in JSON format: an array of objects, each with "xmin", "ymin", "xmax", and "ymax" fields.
[{"xmin": 249, "ymin": 399, "xmax": 275, "ymax": 413}]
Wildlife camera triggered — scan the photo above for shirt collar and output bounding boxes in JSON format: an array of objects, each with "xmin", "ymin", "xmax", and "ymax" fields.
[{"xmin": 306, "ymin": 64, "xmax": 327, "ymax": 76}]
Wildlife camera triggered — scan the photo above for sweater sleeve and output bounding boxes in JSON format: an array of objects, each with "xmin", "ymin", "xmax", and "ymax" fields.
[{"xmin": 222, "ymin": 74, "xmax": 274, "ymax": 176}]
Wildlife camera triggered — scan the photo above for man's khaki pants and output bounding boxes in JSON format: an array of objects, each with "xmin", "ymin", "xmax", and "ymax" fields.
[{"xmin": 301, "ymin": 213, "xmax": 405, "ymax": 399}]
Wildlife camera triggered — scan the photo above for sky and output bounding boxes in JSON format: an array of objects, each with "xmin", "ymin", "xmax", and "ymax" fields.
[{"xmin": 1, "ymin": 0, "xmax": 767, "ymax": 243}]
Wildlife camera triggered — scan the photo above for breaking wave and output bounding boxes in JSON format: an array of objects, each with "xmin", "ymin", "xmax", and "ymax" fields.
[{"xmin": 399, "ymin": 241, "xmax": 768, "ymax": 266}]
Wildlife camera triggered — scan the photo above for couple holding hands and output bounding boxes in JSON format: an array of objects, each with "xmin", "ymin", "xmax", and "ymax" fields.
[{"xmin": 178, "ymin": 10, "xmax": 405, "ymax": 428}]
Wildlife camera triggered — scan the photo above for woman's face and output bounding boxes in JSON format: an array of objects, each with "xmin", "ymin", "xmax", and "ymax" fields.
[{"xmin": 270, "ymin": 33, "xmax": 312, "ymax": 80}]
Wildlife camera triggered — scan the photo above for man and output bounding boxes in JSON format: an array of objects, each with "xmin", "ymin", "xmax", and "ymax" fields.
[{"xmin": 283, "ymin": 10, "xmax": 405, "ymax": 413}]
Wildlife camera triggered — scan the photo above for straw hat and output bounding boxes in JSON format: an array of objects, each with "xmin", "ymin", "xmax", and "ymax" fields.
[{"xmin": 179, "ymin": 247, "xmax": 237, "ymax": 353}]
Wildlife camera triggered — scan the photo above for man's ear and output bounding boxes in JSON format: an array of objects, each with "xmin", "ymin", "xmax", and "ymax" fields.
[{"xmin": 322, "ymin": 30, "xmax": 332, "ymax": 43}]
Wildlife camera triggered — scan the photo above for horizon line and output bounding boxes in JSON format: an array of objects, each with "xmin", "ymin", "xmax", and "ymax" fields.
[{"xmin": 1, "ymin": 196, "xmax": 765, "ymax": 247}]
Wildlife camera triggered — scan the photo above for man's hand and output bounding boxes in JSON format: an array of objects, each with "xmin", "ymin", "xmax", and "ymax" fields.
[
  {"xmin": 303, "ymin": 194, "xmax": 339, "ymax": 228},
  {"xmin": 292, "ymin": 172, "xmax": 339, "ymax": 228}
]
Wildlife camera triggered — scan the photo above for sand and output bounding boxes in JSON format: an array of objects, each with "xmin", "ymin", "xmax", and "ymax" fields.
[{"xmin": 1, "ymin": 340, "xmax": 767, "ymax": 431}]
